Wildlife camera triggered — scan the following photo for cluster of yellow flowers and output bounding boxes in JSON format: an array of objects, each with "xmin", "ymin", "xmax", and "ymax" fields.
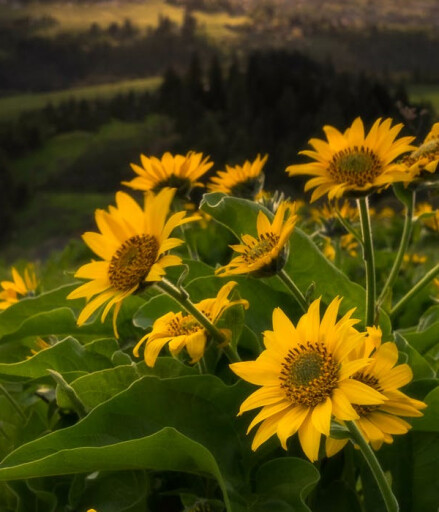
[{"xmin": 4, "ymin": 116, "xmax": 436, "ymax": 468}]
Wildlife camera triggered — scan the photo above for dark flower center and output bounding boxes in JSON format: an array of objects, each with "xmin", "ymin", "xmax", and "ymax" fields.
[
  {"xmin": 329, "ymin": 146, "xmax": 382, "ymax": 186},
  {"xmin": 279, "ymin": 341, "xmax": 339, "ymax": 407},
  {"xmin": 109, "ymin": 234, "xmax": 159, "ymax": 291}
]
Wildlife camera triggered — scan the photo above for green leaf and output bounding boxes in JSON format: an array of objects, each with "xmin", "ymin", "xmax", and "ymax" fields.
[
  {"xmin": 411, "ymin": 385, "xmax": 439, "ymax": 432},
  {"xmin": 0, "ymin": 337, "xmax": 116, "ymax": 382},
  {"xmin": 254, "ymin": 457, "xmax": 320, "ymax": 512},
  {"xmin": 394, "ymin": 333, "xmax": 435, "ymax": 381},
  {"xmin": 0, "ymin": 428, "xmax": 231, "ymax": 509},
  {"xmin": 70, "ymin": 471, "xmax": 150, "ymax": 512},
  {"xmin": 417, "ymin": 305, "xmax": 439, "ymax": 331},
  {"xmin": 0, "ymin": 375, "xmax": 253, "ymax": 511},
  {"xmin": 61, "ymin": 365, "xmax": 140, "ymax": 410},
  {"xmin": 49, "ymin": 370, "xmax": 88, "ymax": 418},
  {"xmin": 402, "ymin": 314, "xmax": 439, "ymax": 356},
  {"xmin": 0, "ymin": 285, "xmax": 77, "ymax": 339}
]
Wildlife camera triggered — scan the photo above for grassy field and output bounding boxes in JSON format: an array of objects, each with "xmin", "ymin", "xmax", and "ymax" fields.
[
  {"xmin": 408, "ymin": 84, "xmax": 439, "ymax": 114},
  {"xmin": 0, "ymin": 0, "xmax": 248, "ymax": 40},
  {"xmin": 0, "ymin": 76, "xmax": 162, "ymax": 122}
]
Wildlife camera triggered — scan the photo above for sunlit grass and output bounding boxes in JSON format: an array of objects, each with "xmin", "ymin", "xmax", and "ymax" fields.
[
  {"xmin": 0, "ymin": 77, "xmax": 162, "ymax": 121},
  {"xmin": 408, "ymin": 84, "xmax": 439, "ymax": 114}
]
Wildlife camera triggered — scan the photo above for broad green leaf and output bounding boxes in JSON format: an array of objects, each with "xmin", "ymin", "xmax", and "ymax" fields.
[
  {"xmin": 0, "ymin": 285, "xmax": 77, "ymax": 339},
  {"xmin": 254, "ymin": 457, "xmax": 320, "ymax": 512},
  {"xmin": 58, "ymin": 365, "xmax": 140, "ymax": 410},
  {"xmin": 70, "ymin": 470, "xmax": 150, "ymax": 512},
  {"xmin": 0, "ymin": 284, "xmax": 145, "ymax": 349},
  {"xmin": 394, "ymin": 333, "xmax": 435, "ymax": 381},
  {"xmin": 0, "ymin": 428, "xmax": 232, "ymax": 510},
  {"xmin": 0, "ymin": 337, "xmax": 115, "ymax": 381},
  {"xmin": 411, "ymin": 385, "xmax": 439, "ymax": 432},
  {"xmin": 402, "ymin": 318, "xmax": 439, "ymax": 355},
  {"xmin": 417, "ymin": 305, "xmax": 439, "ymax": 331},
  {"xmin": 309, "ymin": 480, "xmax": 362, "ymax": 512},
  {"xmin": 0, "ymin": 375, "xmax": 253, "ymax": 510}
]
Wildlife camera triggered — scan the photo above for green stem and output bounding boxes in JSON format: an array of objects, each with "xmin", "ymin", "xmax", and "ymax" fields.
[
  {"xmin": 346, "ymin": 421, "xmax": 399, "ymax": 512},
  {"xmin": 277, "ymin": 269, "xmax": 308, "ymax": 312},
  {"xmin": 390, "ymin": 263, "xmax": 439, "ymax": 318},
  {"xmin": 0, "ymin": 384, "xmax": 26, "ymax": 421},
  {"xmin": 156, "ymin": 279, "xmax": 241, "ymax": 362},
  {"xmin": 378, "ymin": 191, "xmax": 415, "ymax": 308},
  {"xmin": 357, "ymin": 197, "xmax": 376, "ymax": 326},
  {"xmin": 197, "ymin": 357, "xmax": 208, "ymax": 374},
  {"xmin": 335, "ymin": 208, "xmax": 363, "ymax": 245}
]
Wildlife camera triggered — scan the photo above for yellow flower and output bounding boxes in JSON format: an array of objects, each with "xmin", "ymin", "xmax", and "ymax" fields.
[
  {"xmin": 68, "ymin": 188, "xmax": 199, "ymax": 337},
  {"xmin": 0, "ymin": 264, "xmax": 38, "ymax": 311},
  {"xmin": 322, "ymin": 233, "xmax": 358, "ymax": 262},
  {"xmin": 123, "ymin": 151, "xmax": 213, "ymax": 198},
  {"xmin": 207, "ymin": 154, "xmax": 268, "ymax": 199},
  {"xmin": 133, "ymin": 281, "xmax": 249, "ymax": 366},
  {"xmin": 326, "ymin": 327, "xmax": 426, "ymax": 456},
  {"xmin": 402, "ymin": 123, "xmax": 439, "ymax": 182},
  {"xmin": 415, "ymin": 202, "xmax": 439, "ymax": 232},
  {"xmin": 230, "ymin": 298, "xmax": 386, "ymax": 461},
  {"xmin": 403, "ymin": 253, "xmax": 427, "ymax": 265},
  {"xmin": 215, "ymin": 201, "xmax": 298, "ymax": 277},
  {"xmin": 286, "ymin": 117, "xmax": 415, "ymax": 201},
  {"xmin": 30, "ymin": 337, "xmax": 51, "ymax": 356}
]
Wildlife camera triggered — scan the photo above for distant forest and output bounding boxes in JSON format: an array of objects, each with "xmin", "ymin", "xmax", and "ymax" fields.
[
  {"xmin": 0, "ymin": 49, "xmax": 432, "ymax": 241},
  {"xmin": 0, "ymin": 10, "xmax": 207, "ymax": 93}
]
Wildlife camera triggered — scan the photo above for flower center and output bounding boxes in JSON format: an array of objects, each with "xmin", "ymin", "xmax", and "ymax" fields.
[
  {"xmin": 109, "ymin": 234, "xmax": 159, "ymax": 291},
  {"xmin": 243, "ymin": 233, "xmax": 280, "ymax": 263},
  {"xmin": 352, "ymin": 372, "xmax": 383, "ymax": 416},
  {"xmin": 230, "ymin": 174, "xmax": 264, "ymax": 199},
  {"xmin": 168, "ymin": 315, "xmax": 203, "ymax": 336},
  {"xmin": 279, "ymin": 341, "xmax": 339, "ymax": 406},
  {"xmin": 153, "ymin": 176, "xmax": 192, "ymax": 197},
  {"xmin": 329, "ymin": 147, "xmax": 382, "ymax": 186}
]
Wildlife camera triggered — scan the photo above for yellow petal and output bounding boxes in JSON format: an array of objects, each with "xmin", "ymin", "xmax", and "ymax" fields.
[
  {"xmin": 276, "ymin": 405, "xmax": 309, "ymax": 449},
  {"xmin": 331, "ymin": 388, "xmax": 359, "ymax": 421},
  {"xmin": 298, "ymin": 412, "xmax": 321, "ymax": 462},
  {"xmin": 311, "ymin": 397, "xmax": 332, "ymax": 435},
  {"xmin": 338, "ymin": 379, "xmax": 386, "ymax": 405}
]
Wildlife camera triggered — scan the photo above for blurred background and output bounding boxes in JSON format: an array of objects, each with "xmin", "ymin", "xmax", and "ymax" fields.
[{"xmin": 0, "ymin": 0, "xmax": 437, "ymax": 281}]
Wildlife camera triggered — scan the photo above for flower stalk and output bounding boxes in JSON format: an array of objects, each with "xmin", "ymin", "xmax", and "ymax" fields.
[
  {"xmin": 390, "ymin": 262, "xmax": 439, "ymax": 318},
  {"xmin": 357, "ymin": 197, "xmax": 376, "ymax": 326},
  {"xmin": 346, "ymin": 420, "xmax": 399, "ymax": 512},
  {"xmin": 156, "ymin": 278, "xmax": 241, "ymax": 362},
  {"xmin": 378, "ymin": 190, "xmax": 415, "ymax": 308},
  {"xmin": 277, "ymin": 269, "xmax": 308, "ymax": 312}
]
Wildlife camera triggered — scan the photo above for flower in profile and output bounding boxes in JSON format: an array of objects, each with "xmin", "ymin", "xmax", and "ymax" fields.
[
  {"xmin": 0, "ymin": 264, "xmax": 38, "ymax": 311},
  {"xmin": 311, "ymin": 200, "xmax": 358, "ymax": 237},
  {"xmin": 230, "ymin": 298, "xmax": 386, "ymax": 461},
  {"xmin": 326, "ymin": 327, "xmax": 426, "ymax": 456},
  {"xmin": 402, "ymin": 123, "xmax": 439, "ymax": 183},
  {"xmin": 286, "ymin": 118, "xmax": 415, "ymax": 201},
  {"xmin": 133, "ymin": 281, "xmax": 248, "ymax": 366},
  {"xmin": 208, "ymin": 154, "xmax": 268, "ymax": 199},
  {"xmin": 123, "ymin": 151, "xmax": 213, "ymax": 198},
  {"xmin": 215, "ymin": 201, "xmax": 298, "ymax": 278},
  {"xmin": 68, "ymin": 189, "xmax": 199, "ymax": 336}
]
